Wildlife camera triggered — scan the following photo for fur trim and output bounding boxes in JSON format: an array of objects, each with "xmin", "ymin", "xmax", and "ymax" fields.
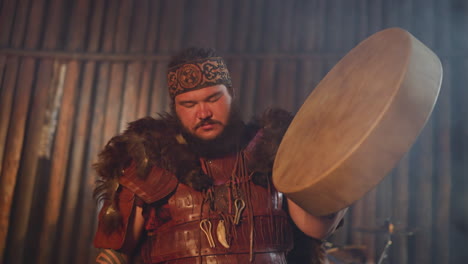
[
  {"xmin": 248, "ymin": 108, "xmax": 294, "ymax": 186},
  {"xmin": 94, "ymin": 109, "xmax": 293, "ymax": 201}
]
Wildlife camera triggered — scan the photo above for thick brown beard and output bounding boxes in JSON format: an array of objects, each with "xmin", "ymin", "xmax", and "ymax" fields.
[{"xmin": 177, "ymin": 105, "xmax": 249, "ymax": 158}]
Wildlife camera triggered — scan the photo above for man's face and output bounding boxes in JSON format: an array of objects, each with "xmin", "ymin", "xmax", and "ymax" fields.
[{"xmin": 175, "ymin": 84, "xmax": 232, "ymax": 141}]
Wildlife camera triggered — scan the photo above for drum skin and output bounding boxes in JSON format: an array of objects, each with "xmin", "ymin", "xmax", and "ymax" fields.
[{"xmin": 272, "ymin": 28, "xmax": 442, "ymax": 216}]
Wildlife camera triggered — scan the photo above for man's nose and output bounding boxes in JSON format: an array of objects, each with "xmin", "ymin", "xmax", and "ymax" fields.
[{"xmin": 197, "ymin": 103, "xmax": 212, "ymax": 120}]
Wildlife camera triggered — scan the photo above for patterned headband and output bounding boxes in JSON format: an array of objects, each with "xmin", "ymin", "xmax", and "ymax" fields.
[{"xmin": 167, "ymin": 57, "xmax": 232, "ymax": 99}]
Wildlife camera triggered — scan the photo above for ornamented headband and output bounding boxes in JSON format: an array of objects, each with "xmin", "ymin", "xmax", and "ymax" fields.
[{"xmin": 167, "ymin": 57, "xmax": 232, "ymax": 99}]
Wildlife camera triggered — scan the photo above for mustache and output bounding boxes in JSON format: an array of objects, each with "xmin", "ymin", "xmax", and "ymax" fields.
[{"xmin": 194, "ymin": 119, "xmax": 223, "ymax": 130}]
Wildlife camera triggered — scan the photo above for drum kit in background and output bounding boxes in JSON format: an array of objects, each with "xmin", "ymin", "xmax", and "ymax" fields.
[
  {"xmin": 325, "ymin": 219, "xmax": 416, "ymax": 264},
  {"xmin": 272, "ymin": 28, "xmax": 442, "ymax": 264}
]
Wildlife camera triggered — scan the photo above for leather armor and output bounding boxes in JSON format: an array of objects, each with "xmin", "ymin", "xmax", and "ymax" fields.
[{"xmin": 138, "ymin": 154, "xmax": 293, "ymax": 263}]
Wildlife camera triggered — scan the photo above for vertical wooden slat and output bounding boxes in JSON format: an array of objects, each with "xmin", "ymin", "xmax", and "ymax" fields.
[
  {"xmin": 157, "ymin": 0, "xmax": 185, "ymax": 53},
  {"xmin": 150, "ymin": 61, "xmax": 170, "ymax": 115},
  {"xmin": 137, "ymin": 0, "xmax": 161, "ymax": 118},
  {"xmin": 216, "ymin": 0, "xmax": 234, "ymax": 53},
  {"xmin": 138, "ymin": 62, "xmax": 155, "ymax": 117},
  {"xmin": 57, "ymin": 63, "xmax": 95, "ymax": 264},
  {"xmin": 41, "ymin": 0, "xmax": 66, "ymax": 49},
  {"xmin": 325, "ymin": 0, "xmax": 345, "ymax": 52},
  {"xmin": 262, "ymin": 0, "xmax": 281, "ymax": 53},
  {"xmin": 278, "ymin": 0, "xmax": 295, "ymax": 52},
  {"xmin": 411, "ymin": 121, "xmax": 434, "ymax": 264},
  {"xmin": 367, "ymin": 0, "xmax": 383, "ymax": 35},
  {"xmin": 276, "ymin": 60, "xmax": 296, "ymax": 112},
  {"xmin": 74, "ymin": 0, "xmax": 119, "ymax": 262},
  {"xmin": 0, "ymin": 0, "xmax": 17, "ymax": 46},
  {"xmin": 433, "ymin": 60, "xmax": 451, "ymax": 264},
  {"xmin": 362, "ymin": 188, "xmax": 377, "ymax": 264},
  {"xmin": 434, "ymin": 0, "xmax": 451, "ymax": 52},
  {"xmin": 185, "ymin": 0, "xmax": 218, "ymax": 47},
  {"xmin": 301, "ymin": 0, "xmax": 326, "ymax": 52},
  {"xmin": 0, "ymin": 57, "xmax": 36, "ymax": 263},
  {"xmin": 102, "ymin": 0, "xmax": 131, "ymax": 141},
  {"xmin": 410, "ymin": 1, "xmax": 435, "ymax": 262},
  {"xmin": 120, "ymin": 0, "xmax": 149, "ymax": 130},
  {"xmin": 395, "ymin": 0, "xmax": 413, "ymax": 29},
  {"xmin": 256, "ymin": 59, "xmax": 276, "ymax": 114},
  {"xmin": 0, "ymin": 57, "xmax": 19, "ymax": 177},
  {"xmin": 240, "ymin": 60, "xmax": 259, "ymax": 120},
  {"xmin": 247, "ymin": 0, "xmax": 264, "ymax": 52},
  {"xmin": 350, "ymin": 199, "xmax": 364, "ymax": 246},
  {"xmin": 449, "ymin": 57, "xmax": 468, "ymax": 264},
  {"xmin": 143, "ymin": 0, "xmax": 162, "ymax": 53},
  {"xmin": 0, "ymin": 0, "xmax": 62, "ymax": 261},
  {"xmin": 105, "ymin": 0, "xmax": 133, "ymax": 135},
  {"xmin": 76, "ymin": 63, "xmax": 110, "ymax": 264},
  {"xmin": 0, "ymin": 0, "xmax": 43, "ymax": 260},
  {"xmin": 412, "ymin": 0, "xmax": 435, "ymax": 48},
  {"xmin": 56, "ymin": 1, "xmax": 103, "ymax": 263},
  {"xmin": 231, "ymin": 0, "xmax": 250, "ymax": 52},
  {"xmin": 9, "ymin": 0, "xmax": 30, "ymax": 48},
  {"xmin": 55, "ymin": 0, "xmax": 93, "ymax": 261},
  {"xmin": 227, "ymin": 59, "xmax": 243, "ymax": 104},
  {"xmin": 4, "ymin": 59, "xmax": 53, "ymax": 264},
  {"xmin": 392, "ymin": 154, "xmax": 410, "ymax": 264},
  {"xmin": 37, "ymin": 61, "xmax": 79, "ymax": 264},
  {"xmin": 297, "ymin": 59, "xmax": 323, "ymax": 105},
  {"xmin": 342, "ymin": 0, "xmax": 358, "ymax": 50}
]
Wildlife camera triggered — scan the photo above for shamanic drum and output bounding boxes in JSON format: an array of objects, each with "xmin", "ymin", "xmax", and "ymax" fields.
[{"xmin": 273, "ymin": 28, "xmax": 442, "ymax": 216}]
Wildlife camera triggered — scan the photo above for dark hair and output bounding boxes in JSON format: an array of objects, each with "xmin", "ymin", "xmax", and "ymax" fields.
[{"xmin": 168, "ymin": 47, "xmax": 219, "ymax": 68}]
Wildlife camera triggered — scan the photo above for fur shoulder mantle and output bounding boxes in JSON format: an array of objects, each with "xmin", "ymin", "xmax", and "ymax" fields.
[{"xmin": 93, "ymin": 109, "xmax": 293, "ymax": 200}]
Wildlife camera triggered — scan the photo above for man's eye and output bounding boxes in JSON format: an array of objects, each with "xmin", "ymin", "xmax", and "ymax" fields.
[
  {"xmin": 208, "ymin": 95, "xmax": 221, "ymax": 102},
  {"xmin": 181, "ymin": 102, "xmax": 195, "ymax": 108}
]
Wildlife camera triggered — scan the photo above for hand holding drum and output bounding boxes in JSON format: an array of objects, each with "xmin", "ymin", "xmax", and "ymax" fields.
[{"xmin": 272, "ymin": 28, "xmax": 443, "ymax": 216}]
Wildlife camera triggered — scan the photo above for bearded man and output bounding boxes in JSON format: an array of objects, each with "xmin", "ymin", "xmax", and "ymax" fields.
[{"xmin": 93, "ymin": 47, "xmax": 346, "ymax": 264}]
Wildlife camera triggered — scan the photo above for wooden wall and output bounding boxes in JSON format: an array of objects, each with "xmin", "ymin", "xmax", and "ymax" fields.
[{"xmin": 0, "ymin": 0, "xmax": 466, "ymax": 263}]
